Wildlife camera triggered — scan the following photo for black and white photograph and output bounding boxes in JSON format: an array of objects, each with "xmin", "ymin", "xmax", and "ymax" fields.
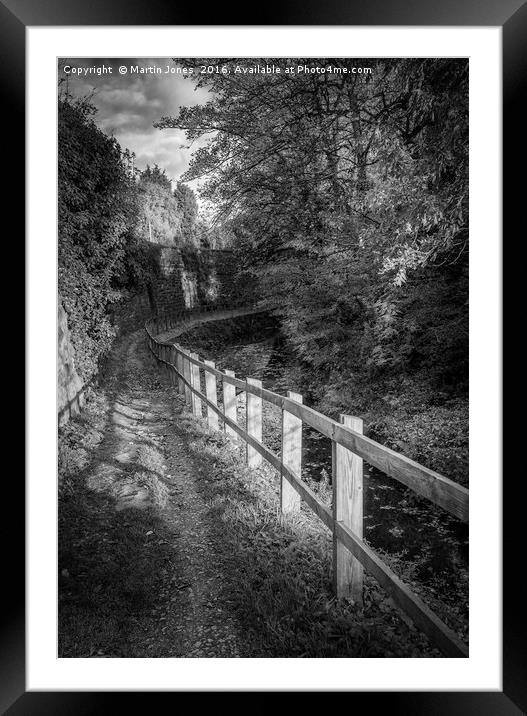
[{"xmin": 56, "ymin": 56, "xmax": 471, "ymax": 660}]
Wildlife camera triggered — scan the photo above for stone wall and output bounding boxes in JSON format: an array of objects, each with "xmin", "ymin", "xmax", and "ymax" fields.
[
  {"xmin": 150, "ymin": 246, "xmax": 253, "ymax": 317},
  {"xmin": 57, "ymin": 301, "xmax": 86, "ymax": 426},
  {"xmin": 58, "ymin": 246, "xmax": 254, "ymax": 424}
]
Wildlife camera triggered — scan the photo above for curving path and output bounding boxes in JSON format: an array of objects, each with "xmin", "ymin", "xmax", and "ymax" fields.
[
  {"xmin": 59, "ymin": 327, "xmax": 255, "ymax": 657},
  {"xmin": 59, "ymin": 313, "xmax": 442, "ymax": 659},
  {"xmin": 153, "ymin": 305, "xmax": 266, "ymax": 344}
]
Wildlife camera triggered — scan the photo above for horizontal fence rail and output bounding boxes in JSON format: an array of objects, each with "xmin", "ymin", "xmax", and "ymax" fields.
[{"xmin": 144, "ymin": 312, "xmax": 469, "ymax": 658}]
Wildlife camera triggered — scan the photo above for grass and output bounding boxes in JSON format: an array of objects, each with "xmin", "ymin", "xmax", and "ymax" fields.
[
  {"xmin": 58, "ymin": 349, "xmax": 466, "ymax": 658},
  {"xmin": 170, "ymin": 395, "xmax": 452, "ymax": 657},
  {"xmin": 168, "ymin": 321, "xmax": 469, "ymax": 654}
]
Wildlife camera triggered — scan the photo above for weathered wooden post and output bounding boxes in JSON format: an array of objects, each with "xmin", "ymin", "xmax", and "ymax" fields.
[
  {"xmin": 169, "ymin": 346, "xmax": 176, "ymax": 386},
  {"xmin": 161, "ymin": 344, "xmax": 166, "ymax": 375},
  {"xmin": 204, "ymin": 360, "xmax": 219, "ymax": 431},
  {"xmin": 332, "ymin": 415, "xmax": 364, "ymax": 605},
  {"xmin": 183, "ymin": 350, "xmax": 192, "ymax": 407},
  {"xmin": 246, "ymin": 377, "xmax": 262, "ymax": 467},
  {"xmin": 223, "ymin": 369, "xmax": 237, "ymax": 440},
  {"xmin": 190, "ymin": 352, "xmax": 202, "ymax": 418},
  {"xmin": 171, "ymin": 346, "xmax": 178, "ymax": 387},
  {"xmin": 165, "ymin": 345, "xmax": 170, "ymax": 380},
  {"xmin": 281, "ymin": 391, "xmax": 302, "ymax": 513},
  {"xmin": 174, "ymin": 345, "xmax": 184, "ymax": 395}
]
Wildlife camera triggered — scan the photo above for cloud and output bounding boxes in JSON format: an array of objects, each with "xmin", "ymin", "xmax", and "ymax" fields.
[{"xmin": 59, "ymin": 57, "xmax": 211, "ymax": 187}]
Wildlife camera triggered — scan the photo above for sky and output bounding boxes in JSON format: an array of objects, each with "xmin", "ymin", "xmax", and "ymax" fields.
[{"xmin": 59, "ymin": 58, "xmax": 211, "ymax": 189}]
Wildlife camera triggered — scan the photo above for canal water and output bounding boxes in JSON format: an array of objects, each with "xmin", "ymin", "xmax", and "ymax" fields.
[{"xmin": 174, "ymin": 316, "xmax": 469, "ymax": 616}]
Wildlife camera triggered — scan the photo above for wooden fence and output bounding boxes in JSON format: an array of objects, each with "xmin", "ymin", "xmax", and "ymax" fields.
[{"xmin": 145, "ymin": 314, "xmax": 469, "ymax": 658}]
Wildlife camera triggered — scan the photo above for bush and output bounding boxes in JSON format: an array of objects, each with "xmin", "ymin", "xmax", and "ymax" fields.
[{"xmin": 58, "ymin": 97, "xmax": 141, "ymax": 380}]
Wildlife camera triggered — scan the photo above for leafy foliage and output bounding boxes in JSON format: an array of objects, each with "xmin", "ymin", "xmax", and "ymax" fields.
[
  {"xmin": 173, "ymin": 182, "xmax": 200, "ymax": 245},
  {"xmin": 58, "ymin": 94, "xmax": 234, "ymax": 380},
  {"xmin": 58, "ymin": 97, "xmax": 151, "ymax": 379},
  {"xmin": 156, "ymin": 58, "xmax": 468, "ymax": 401},
  {"xmin": 134, "ymin": 165, "xmax": 208, "ymax": 248},
  {"xmin": 135, "ymin": 168, "xmax": 183, "ymax": 245}
]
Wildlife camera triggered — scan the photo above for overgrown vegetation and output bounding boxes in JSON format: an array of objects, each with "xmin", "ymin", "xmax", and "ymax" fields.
[
  {"xmin": 157, "ymin": 58, "xmax": 469, "ymax": 482},
  {"xmin": 172, "ymin": 394, "xmax": 467, "ymax": 656},
  {"xmin": 135, "ymin": 163, "xmax": 209, "ymax": 247},
  {"xmin": 170, "ymin": 313, "xmax": 468, "ymax": 485},
  {"xmin": 58, "ymin": 95, "xmax": 215, "ymax": 382},
  {"xmin": 59, "ymin": 341, "xmax": 466, "ymax": 658},
  {"xmin": 58, "ymin": 96, "xmax": 151, "ymax": 380}
]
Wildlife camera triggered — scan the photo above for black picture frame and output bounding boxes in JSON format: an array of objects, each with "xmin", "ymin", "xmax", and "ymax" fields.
[{"xmin": 6, "ymin": 0, "xmax": 520, "ymax": 712}]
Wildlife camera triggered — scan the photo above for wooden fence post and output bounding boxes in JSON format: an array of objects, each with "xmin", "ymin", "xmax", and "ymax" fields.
[
  {"xmin": 281, "ymin": 391, "xmax": 302, "ymax": 513},
  {"xmin": 169, "ymin": 346, "xmax": 176, "ymax": 386},
  {"xmin": 174, "ymin": 345, "xmax": 184, "ymax": 395},
  {"xmin": 183, "ymin": 351, "xmax": 192, "ymax": 407},
  {"xmin": 204, "ymin": 360, "xmax": 219, "ymax": 431},
  {"xmin": 223, "ymin": 370, "xmax": 237, "ymax": 441},
  {"xmin": 165, "ymin": 345, "xmax": 170, "ymax": 380},
  {"xmin": 161, "ymin": 345, "xmax": 167, "ymax": 377},
  {"xmin": 190, "ymin": 352, "xmax": 202, "ymax": 418},
  {"xmin": 333, "ymin": 414, "xmax": 364, "ymax": 605},
  {"xmin": 169, "ymin": 345, "xmax": 175, "ymax": 386},
  {"xmin": 246, "ymin": 378, "xmax": 262, "ymax": 466}
]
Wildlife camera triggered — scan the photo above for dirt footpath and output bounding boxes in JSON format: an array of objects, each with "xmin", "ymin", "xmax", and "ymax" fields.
[{"xmin": 59, "ymin": 328, "xmax": 253, "ymax": 657}]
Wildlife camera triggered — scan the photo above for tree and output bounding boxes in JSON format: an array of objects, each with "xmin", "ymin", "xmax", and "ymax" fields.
[
  {"xmin": 141, "ymin": 163, "xmax": 172, "ymax": 190},
  {"xmin": 136, "ymin": 166, "xmax": 182, "ymax": 245},
  {"xmin": 173, "ymin": 182, "xmax": 200, "ymax": 246},
  {"xmin": 155, "ymin": 58, "xmax": 468, "ymax": 392},
  {"xmin": 134, "ymin": 169, "xmax": 205, "ymax": 248}
]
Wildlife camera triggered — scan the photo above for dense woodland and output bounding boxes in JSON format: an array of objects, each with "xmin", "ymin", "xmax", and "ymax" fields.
[
  {"xmin": 58, "ymin": 58, "xmax": 468, "ymax": 481},
  {"xmin": 156, "ymin": 58, "xmax": 469, "ymax": 482}
]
